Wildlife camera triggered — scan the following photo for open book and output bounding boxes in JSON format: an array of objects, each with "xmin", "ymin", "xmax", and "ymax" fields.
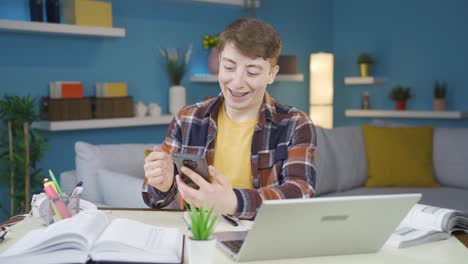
[
  {"xmin": 386, "ymin": 204, "xmax": 468, "ymax": 248},
  {"xmin": 0, "ymin": 210, "xmax": 184, "ymax": 264}
]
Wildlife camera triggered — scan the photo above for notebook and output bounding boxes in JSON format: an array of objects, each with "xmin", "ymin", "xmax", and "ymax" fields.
[{"xmin": 216, "ymin": 193, "xmax": 421, "ymax": 262}]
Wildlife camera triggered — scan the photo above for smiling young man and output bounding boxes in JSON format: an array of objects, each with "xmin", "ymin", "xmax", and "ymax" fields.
[{"xmin": 143, "ymin": 18, "xmax": 317, "ymax": 219}]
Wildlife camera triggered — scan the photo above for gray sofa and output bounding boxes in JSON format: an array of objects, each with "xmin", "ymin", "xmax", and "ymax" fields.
[
  {"xmin": 314, "ymin": 125, "xmax": 468, "ymax": 213},
  {"xmin": 60, "ymin": 126, "xmax": 468, "ymax": 212}
]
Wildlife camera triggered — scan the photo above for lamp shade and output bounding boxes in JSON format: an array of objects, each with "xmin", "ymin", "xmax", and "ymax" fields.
[{"xmin": 310, "ymin": 53, "xmax": 334, "ymax": 128}]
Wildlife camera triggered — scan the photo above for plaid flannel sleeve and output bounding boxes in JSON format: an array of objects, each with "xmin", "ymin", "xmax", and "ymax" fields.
[
  {"xmin": 232, "ymin": 117, "xmax": 317, "ymax": 219},
  {"xmin": 142, "ymin": 116, "xmax": 182, "ymax": 208}
]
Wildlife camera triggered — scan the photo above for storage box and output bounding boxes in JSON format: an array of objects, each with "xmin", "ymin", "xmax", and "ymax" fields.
[
  {"xmin": 62, "ymin": 0, "xmax": 113, "ymax": 28},
  {"xmin": 93, "ymin": 96, "xmax": 134, "ymax": 119},
  {"xmin": 41, "ymin": 97, "xmax": 92, "ymax": 121}
]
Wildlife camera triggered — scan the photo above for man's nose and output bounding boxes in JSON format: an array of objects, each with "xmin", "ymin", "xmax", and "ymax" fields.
[{"xmin": 230, "ymin": 70, "xmax": 245, "ymax": 88}]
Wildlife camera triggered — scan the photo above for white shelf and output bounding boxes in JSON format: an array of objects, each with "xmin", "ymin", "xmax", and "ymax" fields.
[
  {"xmin": 0, "ymin": 19, "xmax": 125, "ymax": 37},
  {"xmin": 345, "ymin": 109, "xmax": 468, "ymax": 119},
  {"xmin": 31, "ymin": 116, "xmax": 174, "ymax": 131},
  {"xmin": 191, "ymin": 0, "xmax": 260, "ymax": 7},
  {"xmin": 344, "ymin": 76, "xmax": 386, "ymax": 86},
  {"xmin": 190, "ymin": 74, "xmax": 304, "ymax": 83}
]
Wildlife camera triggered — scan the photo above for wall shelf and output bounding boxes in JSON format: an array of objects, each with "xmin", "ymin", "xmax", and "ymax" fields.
[
  {"xmin": 0, "ymin": 19, "xmax": 125, "ymax": 37},
  {"xmin": 31, "ymin": 116, "xmax": 174, "ymax": 131},
  {"xmin": 344, "ymin": 76, "xmax": 386, "ymax": 86},
  {"xmin": 191, "ymin": 0, "xmax": 260, "ymax": 7},
  {"xmin": 190, "ymin": 74, "xmax": 304, "ymax": 83},
  {"xmin": 345, "ymin": 109, "xmax": 468, "ymax": 119}
]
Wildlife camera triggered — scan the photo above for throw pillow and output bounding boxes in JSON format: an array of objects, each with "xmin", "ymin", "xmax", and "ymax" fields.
[
  {"xmin": 362, "ymin": 125, "xmax": 439, "ymax": 187},
  {"xmin": 97, "ymin": 169, "xmax": 148, "ymax": 208}
]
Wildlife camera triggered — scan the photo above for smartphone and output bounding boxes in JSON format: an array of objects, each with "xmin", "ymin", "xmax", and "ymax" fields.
[{"xmin": 174, "ymin": 153, "xmax": 210, "ymax": 190}]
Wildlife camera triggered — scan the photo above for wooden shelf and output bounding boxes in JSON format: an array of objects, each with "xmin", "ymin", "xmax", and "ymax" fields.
[
  {"xmin": 31, "ymin": 116, "xmax": 173, "ymax": 131},
  {"xmin": 190, "ymin": 74, "xmax": 304, "ymax": 83},
  {"xmin": 344, "ymin": 76, "xmax": 386, "ymax": 86},
  {"xmin": 0, "ymin": 19, "xmax": 125, "ymax": 37},
  {"xmin": 345, "ymin": 109, "xmax": 468, "ymax": 119}
]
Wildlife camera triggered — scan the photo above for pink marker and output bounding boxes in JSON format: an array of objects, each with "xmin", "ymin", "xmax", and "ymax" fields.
[{"xmin": 44, "ymin": 183, "xmax": 71, "ymax": 219}]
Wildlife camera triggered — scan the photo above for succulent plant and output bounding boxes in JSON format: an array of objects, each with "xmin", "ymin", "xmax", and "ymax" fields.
[
  {"xmin": 434, "ymin": 81, "xmax": 447, "ymax": 99},
  {"xmin": 187, "ymin": 203, "xmax": 218, "ymax": 240},
  {"xmin": 389, "ymin": 85, "xmax": 412, "ymax": 101},
  {"xmin": 357, "ymin": 53, "xmax": 375, "ymax": 64}
]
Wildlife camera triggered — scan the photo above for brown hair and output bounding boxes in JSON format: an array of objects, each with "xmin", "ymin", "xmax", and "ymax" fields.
[{"xmin": 219, "ymin": 18, "xmax": 281, "ymax": 67}]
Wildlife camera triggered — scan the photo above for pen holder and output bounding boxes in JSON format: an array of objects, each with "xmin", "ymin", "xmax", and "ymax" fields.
[{"xmin": 46, "ymin": 193, "xmax": 81, "ymax": 225}]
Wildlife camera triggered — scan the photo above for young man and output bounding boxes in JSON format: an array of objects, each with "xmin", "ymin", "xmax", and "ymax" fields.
[{"xmin": 143, "ymin": 18, "xmax": 317, "ymax": 219}]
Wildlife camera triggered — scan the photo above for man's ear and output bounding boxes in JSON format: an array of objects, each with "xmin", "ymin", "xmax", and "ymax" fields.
[{"xmin": 267, "ymin": 65, "xmax": 280, "ymax": 85}]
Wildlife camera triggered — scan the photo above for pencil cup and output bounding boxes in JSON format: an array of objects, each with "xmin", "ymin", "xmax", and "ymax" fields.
[{"xmin": 46, "ymin": 194, "xmax": 80, "ymax": 225}]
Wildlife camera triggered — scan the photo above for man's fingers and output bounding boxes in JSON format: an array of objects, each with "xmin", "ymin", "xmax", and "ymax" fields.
[
  {"xmin": 176, "ymin": 174, "xmax": 202, "ymax": 205},
  {"xmin": 209, "ymin": 165, "xmax": 229, "ymax": 186},
  {"xmin": 180, "ymin": 166, "xmax": 210, "ymax": 190},
  {"xmin": 145, "ymin": 150, "xmax": 169, "ymax": 162}
]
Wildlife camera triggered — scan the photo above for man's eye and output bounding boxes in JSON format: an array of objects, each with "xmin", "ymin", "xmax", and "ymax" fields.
[
  {"xmin": 224, "ymin": 66, "xmax": 235, "ymax": 71},
  {"xmin": 247, "ymin": 72, "xmax": 259, "ymax": 76}
]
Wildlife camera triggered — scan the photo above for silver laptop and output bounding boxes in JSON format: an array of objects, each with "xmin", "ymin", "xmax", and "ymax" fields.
[{"xmin": 216, "ymin": 193, "xmax": 421, "ymax": 262}]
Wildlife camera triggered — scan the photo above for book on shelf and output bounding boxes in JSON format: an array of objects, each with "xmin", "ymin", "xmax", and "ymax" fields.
[
  {"xmin": 386, "ymin": 204, "xmax": 468, "ymax": 248},
  {"xmin": 0, "ymin": 210, "xmax": 184, "ymax": 264},
  {"xmin": 49, "ymin": 81, "xmax": 84, "ymax": 99},
  {"xmin": 96, "ymin": 82, "xmax": 128, "ymax": 97}
]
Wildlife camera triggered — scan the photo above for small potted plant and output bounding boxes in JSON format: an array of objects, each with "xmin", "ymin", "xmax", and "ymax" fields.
[
  {"xmin": 203, "ymin": 34, "xmax": 220, "ymax": 74},
  {"xmin": 389, "ymin": 85, "xmax": 412, "ymax": 110},
  {"xmin": 186, "ymin": 203, "xmax": 218, "ymax": 264},
  {"xmin": 433, "ymin": 81, "xmax": 447, "ymax": 111},
  {"xmin": 357, "ymin": 53, "xmax": 375, "ymax": 77}
]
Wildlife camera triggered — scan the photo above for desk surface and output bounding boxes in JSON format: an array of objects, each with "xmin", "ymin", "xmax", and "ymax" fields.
[{"xmin": 1, "ymin": 209, "xmax": 468, "ymax": 264}]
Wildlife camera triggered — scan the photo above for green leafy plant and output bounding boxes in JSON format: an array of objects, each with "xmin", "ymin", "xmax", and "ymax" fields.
[
  {"xmin": 389, "ymin": 85, "xmax": 412, "ymax": 101},
  {"xmin": 187, "ymin": 203, "xmax": 218, "ymax": 240},
  {"xmin": 0, "ymin": 95, "xmax": 47, "ymax": 218},
  {"xmin": 434, "ymin": 81, "xmax": 447, "ymax": 99},
  {"xmin": 357, "ymin": 53, "xmax": 375, "ymax": 65},
  {"xmin": 159, "ymin": 45, "xmax": 192, "ymax": 85},
  {"xmin": 202, "ymin": 34, "xmax": 219, "ymax": 49}
]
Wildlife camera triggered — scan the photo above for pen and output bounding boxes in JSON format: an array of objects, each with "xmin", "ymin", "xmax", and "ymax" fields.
[
  {"xmin": 49, "ymin": 169, "xmax": 63, "ymax": 196},
  {"xmin": 222, "ymin": 214, "xmax": 239, "ymax": 227}
]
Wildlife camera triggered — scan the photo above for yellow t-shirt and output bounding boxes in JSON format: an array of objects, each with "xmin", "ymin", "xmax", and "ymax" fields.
[{"xmin": 213, "ymin": 104, "xmax": 257, "ymax": 189}]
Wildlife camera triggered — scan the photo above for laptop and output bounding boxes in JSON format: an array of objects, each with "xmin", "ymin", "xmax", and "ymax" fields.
[{"xmin": 216, "ymin": 193, "xmax": 421, "ymax": 262}]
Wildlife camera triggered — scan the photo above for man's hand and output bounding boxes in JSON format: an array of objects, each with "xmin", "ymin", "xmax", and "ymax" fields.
[
  {"xmin": 176, "ymin": 165, "xmax": 238, "ymax": 215},
  {"xmin": 144, "ymin": 146, "xmax": 174, "ymax": 193}
]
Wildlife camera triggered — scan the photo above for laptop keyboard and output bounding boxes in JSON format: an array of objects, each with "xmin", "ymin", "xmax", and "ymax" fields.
[{"xmin": 221, "ymin": 240, "xmax": 245, "ymax": 254}]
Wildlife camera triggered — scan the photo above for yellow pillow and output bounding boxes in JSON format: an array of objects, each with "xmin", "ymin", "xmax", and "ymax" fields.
[{"xmin": 362, "ymin": 125, "xmax": 439, "ymax": 187}]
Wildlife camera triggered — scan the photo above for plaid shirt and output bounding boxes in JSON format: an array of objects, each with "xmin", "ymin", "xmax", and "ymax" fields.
[{"xmin": 142, "ymin": 92, "xmax": 317, "ymax": 219}]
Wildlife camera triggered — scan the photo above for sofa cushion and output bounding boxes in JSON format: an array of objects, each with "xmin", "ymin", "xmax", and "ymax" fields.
[
  {"xmin": 75, "ymin": 141, "xmax": 156, "ymax": 203},
  {"xmin": 322, "ymin": 187, "xmax": 468, "ymax": 213},
  {"xmin": 433, "ymin": 128, "xmax": 468, "ymax": 189},
  {"xmin": 362, "ymin": 125, "xmax": 438, "ymax": 187},
  {"xmin": 314, "ymin": 126, "xmax": 368, "ymax": 195},
  {"xmin": 97, "ymin": 169, "xmax": 148, "ymax": 208}
]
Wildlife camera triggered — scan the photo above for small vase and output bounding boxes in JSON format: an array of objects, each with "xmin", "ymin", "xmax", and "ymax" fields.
[
  {"xmin": 187, "ymin": 236, "xmax": 216, "ymax": 264},
  {"xmin": 208, "ymin": 48, "xmax": 220, "ymax": 75},
  {"xmin": 169, "ymin": 85, "xmax": 186, "ymax": 115},
  {"xmin": 359, "ymin": 63, "xmax": 371, "ymax": 77},
  {"xmin": 395, "ymin": 100, "xmax": 407, "ymax": 111},
  {"xmin": 433, "ymin": 98, "xmax": 447, "ymax": 111}
]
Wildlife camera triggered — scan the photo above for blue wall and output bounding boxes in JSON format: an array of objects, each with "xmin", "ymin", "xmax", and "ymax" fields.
[
  {"xmin": 0, "ymin": 0, "xmax": 332, "ymax": 220},
  {"xmin": 333, "ymin": 0, "xmax": 468, "ymax": 127}
]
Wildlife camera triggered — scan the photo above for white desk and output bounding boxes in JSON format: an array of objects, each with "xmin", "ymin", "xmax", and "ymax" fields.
[{"xmin": 1, "ymin": 210, "xmax": 467, "ymax": 264}]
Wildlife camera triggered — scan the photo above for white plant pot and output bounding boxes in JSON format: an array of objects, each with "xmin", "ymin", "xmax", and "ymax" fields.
[
  {"xmin": 169, "ymin": 85, "xmax": 186, "ymax": 115},
  {"xmin": 186, "ymin": 236, "xmax": 216, "ymax": 264}
]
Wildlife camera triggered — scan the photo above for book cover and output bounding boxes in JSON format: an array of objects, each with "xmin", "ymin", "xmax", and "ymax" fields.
[
  {"xmin": 63, "ymin": 0, "xmax": 113, "ymax": 28},
  {"xmin": 49, "ymin": 82, "xmax": 83, "ymax": 99}
]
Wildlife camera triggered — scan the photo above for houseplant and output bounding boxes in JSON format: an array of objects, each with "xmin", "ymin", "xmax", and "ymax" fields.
[
  {"xmin": 388, "ymin": 85, "xmax": 412, "ymax": 110},
  {"xmin": 160, "ymin": 45, "xmax": 192, "ymax": 115},
  {"xmin": 0, "ymin": 95, "xmax": 47, "ymax": 218},
  {"xmin": 433, "ymin": 81, "xmax": 447, "ymax": 111},
  {"xmin": 186, "ymin": 203, "xmax": 218, "ymax": 264},
  {"xmin": 203, "ymin": 34, "xmax": 220, "ymax": 74},
  {"xmin": 357, "ymin": 53, "xmax": 375, "ymax": 77}
]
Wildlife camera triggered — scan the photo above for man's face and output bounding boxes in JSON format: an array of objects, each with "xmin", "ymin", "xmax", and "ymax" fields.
[{"xmin": 218, "ymin": 43, "xmax": 279, "ymax": 115}]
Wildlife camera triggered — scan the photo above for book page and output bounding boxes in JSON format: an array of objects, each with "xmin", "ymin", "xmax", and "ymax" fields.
[
  {"xmin": 398, "ymin": 204, "xmax": 455, "ymax": 231},
  {"xmin": 91, "ymin": 218, "xmax": 183, "ymax": 263},
  {"xmin": 0, "ymin": 210, "xmax": 108, "ymax": 261}
]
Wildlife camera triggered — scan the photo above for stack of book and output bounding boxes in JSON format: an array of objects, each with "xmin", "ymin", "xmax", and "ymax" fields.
[
  {"xmin": 62, "ymin": 0, "xmax": 113, "ymax": 28},
  {"xmin": 95, "ymin": 82, "xmax": 128, "ymax": 98},
  {"xmin": 49, "ymin": 81, "xmax": 84, "ymax": 99}
]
